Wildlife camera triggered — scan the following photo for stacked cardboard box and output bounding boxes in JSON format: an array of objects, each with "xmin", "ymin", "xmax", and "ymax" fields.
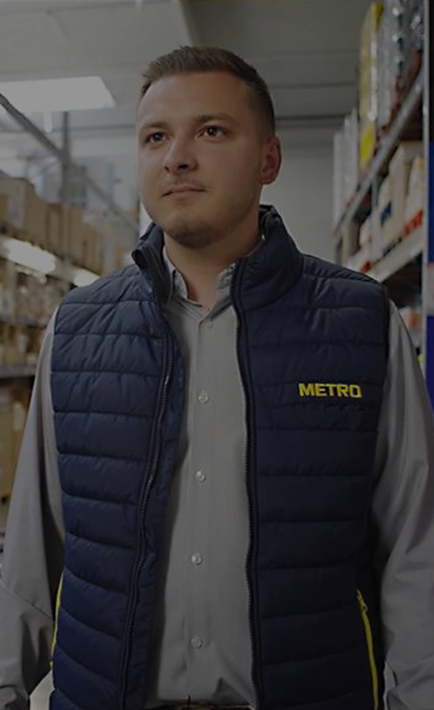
[
  {"xmin": 389, "ymin": 141, "xmax": 423, "ymax": 243},
  {"xmin": 404, "ymin": 155, "xmax": 425, "ymax": 235},
  {"xmin": 1, "ymin": 259, "xmax": 69, "ymax": 323},
  {"xmin": 0, "ymin": 387, "xmax": 13, "ymax": 499},
  {"xmin": 378, "ymin": 174, "xmax": 394, "ymax": 252},
  {"xmin": 0, "ymin": 178, "xmax": 104, "ymax": 274},
  {"xmin": 0, "ymin": 178, "xmax": 48, "ymax": 248}
]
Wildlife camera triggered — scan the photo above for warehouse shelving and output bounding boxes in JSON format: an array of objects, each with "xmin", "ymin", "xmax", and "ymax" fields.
[
  {"xmin": 334, "ymin": 0, "xmax": 432, "ymax": 404},
  {"xmin": 334, "ymin": 68, "xmax": 424, "ymax": 241},
  {"xmin": 366, "ymin": 228, "xmax": 423, "ymax": 283},
  {"xmin": 0, "ymin": 232, "xmax": 99, "ymax": 287},
  {"xmin": 0, "ymin": 365, "xmax": 36, "ymax": 379},
  {"xmin": 0, "ymin": 314, "xmax": 48, "ymax": 328},
  {"xmin": 0, "ymin": 88, "xmax": 139, "ymax": 385}
]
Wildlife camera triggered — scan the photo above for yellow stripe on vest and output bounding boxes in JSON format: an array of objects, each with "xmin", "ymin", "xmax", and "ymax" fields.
[
  {"xmin": 50, "ymin": 572, "xmax": 64, "ymax": 667},
  {"xmin": 357, "ymin": 589, "xmax": 379, "ymax": 709}
]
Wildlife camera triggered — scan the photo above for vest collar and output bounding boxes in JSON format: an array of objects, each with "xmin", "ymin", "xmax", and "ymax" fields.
[{"xmin": 131, "ymin": 204, "xmax": 304, "ymax": 310}]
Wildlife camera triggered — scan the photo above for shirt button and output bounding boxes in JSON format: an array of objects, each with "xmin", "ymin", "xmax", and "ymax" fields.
[
  {"xmin": 202, "ymin": 319, "xmax": 213, "ymax": 328},
  {"xmin": 198, "ymin": 390, "xmax": 209, "ymax": 404},
  {"xmin": 191, "ymin": 636, "xmax": 203, "ymax": 649},
  {"xmin": 195, "ymin": 470, "xmax": 206, "ymax": 483},
  {"xmin": 191, "ymin": 553, "xmax": 203, "ymax": 565}
]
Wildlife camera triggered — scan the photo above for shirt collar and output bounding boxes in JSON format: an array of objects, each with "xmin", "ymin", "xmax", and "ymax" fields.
[{"xmin": 162, "ymin": 233, "xmax": 266, "ymax": 304}]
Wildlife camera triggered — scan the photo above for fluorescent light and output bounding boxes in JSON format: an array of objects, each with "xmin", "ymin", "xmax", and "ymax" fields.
[
  {"xmin": 0, "ymin": 77, "xmax": 115, "ymax": 113},
  {"xmin": 3, "ymin": 239, "xmax": 57, "ymax": 275}
]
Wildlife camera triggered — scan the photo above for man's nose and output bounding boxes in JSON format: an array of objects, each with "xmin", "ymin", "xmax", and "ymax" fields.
[{"xmin": 164, "ymin": 138, "xmax": 197, "ymax": 174}]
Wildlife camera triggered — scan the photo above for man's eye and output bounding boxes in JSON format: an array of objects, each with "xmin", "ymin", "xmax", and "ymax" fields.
[
  {"xmin": 203, "ymin": 126, "xmax": 225, "ymax": 137},
  {"xmin": 145, "ymin": 132, "xmax": 164, "ymax": 144}
]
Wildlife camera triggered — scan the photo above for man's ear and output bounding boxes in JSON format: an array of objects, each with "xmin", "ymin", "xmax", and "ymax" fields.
[{"xmin": 260, "ymin": 135, "xmax": 282, "ymax": 186}]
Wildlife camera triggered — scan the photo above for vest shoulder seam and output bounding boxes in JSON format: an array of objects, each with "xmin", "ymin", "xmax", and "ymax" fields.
[
  {"xmin": 260, "ymin": 473, "xmax": 369, "ymax": 478},
  {"xmin": 54, "ymin": 686, "xmax": 92, "ymax": 710},
  {"xmin": 55, "ymin": 642, "xmax": 117, "ymax": 692},
  {"xmin": 54, "ymin": 331, "xmax": 161, "ymax": 338},
  {"xmin": 58, "ymin": 451, "xmax": 145, "ymax": 464},
  {"xmin": 262, "ymin": 638, "xmax": 362, "ymax": 667},
  {"xmin": 65, "ymin": 565, "xmax": 128, "ymax": 597},
  {"xmin": 63, "ymin": 490, "xmax": 137, "ymax": 507},
  {"xmin": 262, "ymin": 598, "xmax": 356, "ymax": 620},
  {"xmin": 258, "ymin": 424, "xmax": 377, "ymax": 433},
  {"xmin": 52, "ymin": 368, "xmax": 160, "ymax": 377},
  {"xmin": 55, "ymin": 409, "xmax": 154, "ymax": 421},
  {"xmin": 259, "ymin": 515, "xmax": 366, "ymax": 523},
  {"xmin": 60, "ymin": 600, "xmax": 121, "ymax": 642},
  {"xmin": 261, "ymin": 556, "xmax": 354, "ymax": 571},
  {"xmin": 66, "ymin": 530, "xmax": 135, "ymax": 553}
]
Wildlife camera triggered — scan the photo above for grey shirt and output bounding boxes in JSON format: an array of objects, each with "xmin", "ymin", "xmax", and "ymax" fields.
[{"xmin": 1, "ymin": 249, "xmax": 434, "ymax": 710}]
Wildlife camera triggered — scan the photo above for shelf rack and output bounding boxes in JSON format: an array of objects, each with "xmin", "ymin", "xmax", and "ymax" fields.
[
  {"xmin": 0, "ymin": 365, "xmax": 36, "ymax": 379},
  {"xmin": 0, "ymin": 232, "xmax": 99, "ymax": 287},
  {"xmin": 334, "ymin": 69, "xmax": 424, "ymax": 242},
  {"xmin": 333, "ymin": 0, "xmax": 433, "ymax": 405},
  {"xmin": 0, "ymin": 93, "xmax": 129, "ymax": 380},
  {"xmin": 366, "ymin": 229, "xmax": 423, "ymax": 283}
]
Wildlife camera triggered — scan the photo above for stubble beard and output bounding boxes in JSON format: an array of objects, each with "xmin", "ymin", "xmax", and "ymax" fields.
[{"xmin": 161, "ymin": 190, "xmax": 259, "ymax": 251}]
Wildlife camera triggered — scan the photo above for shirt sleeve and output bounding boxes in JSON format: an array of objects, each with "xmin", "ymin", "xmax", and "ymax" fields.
[
  {"xmin": 0, "ymin": 308, "xmax": 64, "ymax": 710},
  {"xmin": 371, "ymin": 301, "xmax": 434, "ymax": 709}
]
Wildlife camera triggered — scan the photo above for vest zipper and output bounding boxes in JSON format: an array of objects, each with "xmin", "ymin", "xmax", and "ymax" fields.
[
  {"xmin": 357, "ymin": 589, "xmax": 379, "ymax": 710},
  {"xmin": 119, "ymin": 326, "xmax": 174, "ymax": 710},
  {"xmin": 50, "ymin": 571, "xmax": 64, "ymax": 667},
  {"xmin": 232, "ymin": 266, "xmax": 263, "ymax": 710}
]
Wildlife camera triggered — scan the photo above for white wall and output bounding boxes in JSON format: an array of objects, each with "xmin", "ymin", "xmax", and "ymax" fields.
[{"xmin": 263, "ymin": 130, "xmax": 335, "ymax": 262}]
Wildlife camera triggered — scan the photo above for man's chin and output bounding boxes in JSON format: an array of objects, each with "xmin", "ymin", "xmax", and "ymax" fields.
[{"xmin": 163, "ymin": 218, "xmax": 217, "ymax": 249}]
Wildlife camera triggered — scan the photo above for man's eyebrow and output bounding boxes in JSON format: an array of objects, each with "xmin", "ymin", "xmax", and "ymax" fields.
[{"xmin": 137, "ymin": 113, "xmax": 240, "ymax": 136}]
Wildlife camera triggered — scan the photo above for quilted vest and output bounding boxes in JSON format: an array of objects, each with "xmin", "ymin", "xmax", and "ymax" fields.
[{"xmin": 50, "ymin": 205, "xmax": 389, "ymax": 710}]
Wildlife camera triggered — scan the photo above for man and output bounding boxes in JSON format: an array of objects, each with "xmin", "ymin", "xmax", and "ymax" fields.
[{"xmin": 1, "ymin": 46, "xmax": 434, "ymax": 710}]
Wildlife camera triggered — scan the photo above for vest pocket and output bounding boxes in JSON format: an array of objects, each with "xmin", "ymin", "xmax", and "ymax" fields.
[
  {"xmin": 357, "ymin": 589, "xmax": 379, "ymax": 709},
  {"xmin": 50, "ymin": 572, "xmax": 64, "ymax": 666}
]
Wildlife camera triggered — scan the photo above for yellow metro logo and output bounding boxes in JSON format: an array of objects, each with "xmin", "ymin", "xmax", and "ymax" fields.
[{"xmin": 299, "ymin": 383, "xmax": 363, "ymax": 399}]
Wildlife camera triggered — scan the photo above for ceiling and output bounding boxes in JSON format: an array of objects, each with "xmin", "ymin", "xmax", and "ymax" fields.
[{"xmin": 0, "ymin": 0, "xmax": 371, "ymax": 209}]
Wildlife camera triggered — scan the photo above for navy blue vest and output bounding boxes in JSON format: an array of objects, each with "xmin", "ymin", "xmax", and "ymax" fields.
[{"xmin": 50, "ymin": 205, "xmax": 389, "ymax": 710}]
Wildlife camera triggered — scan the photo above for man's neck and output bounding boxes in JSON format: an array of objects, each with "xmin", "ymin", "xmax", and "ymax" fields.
[{"xmin": 164, "ymin": 225, "xmax": 262, "ymax": 309}]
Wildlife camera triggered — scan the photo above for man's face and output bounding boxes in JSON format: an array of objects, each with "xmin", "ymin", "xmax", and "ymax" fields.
[{"xmin": 136, "ymin": 71, "xmax": 281, "ymax": 249}]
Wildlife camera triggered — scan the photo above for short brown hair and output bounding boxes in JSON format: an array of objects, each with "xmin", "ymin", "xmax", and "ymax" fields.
[{"xmin": 139, "ymin": 46, "xmax": 276, "ymax": 135}]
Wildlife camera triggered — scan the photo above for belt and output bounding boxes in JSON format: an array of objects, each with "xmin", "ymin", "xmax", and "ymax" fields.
[{"xmin": 155, "ymin": 704, "xmax": 253, "ymax": 710}]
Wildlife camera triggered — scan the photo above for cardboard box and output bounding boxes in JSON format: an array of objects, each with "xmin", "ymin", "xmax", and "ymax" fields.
[
  {"xmin": 0, "ymin": 323, "xmax": 15, "ymax": 365},
  {"xmin": 0, "ymin": 178, "xmax": 34, "ymax": 234},
  {"xmin": 389, "ymin": 141, "xmax": 423, "ymax": 242},
  {"xmin": 0, "ymin": 259, "xmax": 17, "ymax": 316},
  {"xmin": 0, "ymin": 387, "xmax": 14, "ymax": 498},
  {"xmin": 0, "ymin": 194, "xmax": 8, "ymax": 223},
  {"xmin": 67, "ymin": 207, "xmax": 85, "ymax": 266},
  {"xmin": 28, "ymin": 194, "xmax": 48, "ymax": 248},
  {"xmin": 0, "ymin": 178, "xmax": 48, "ymax": 246},
  {"xmin": 47, "ymin": 203, "xmax": 67, "ymax": 257}
]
